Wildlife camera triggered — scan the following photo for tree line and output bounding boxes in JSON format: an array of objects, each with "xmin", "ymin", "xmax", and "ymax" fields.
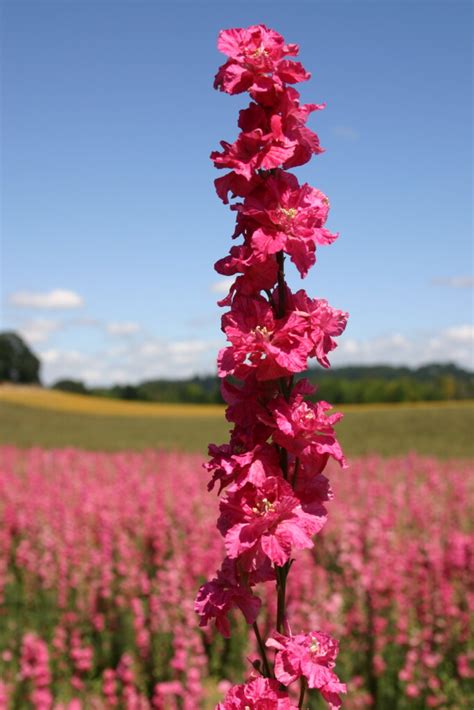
[
  {"xmin": 1, "ymin": 332, "xmax": 472, "ymax": 405},
  {"xmin": 54, "ymin": 363, "xmax": 473, "ymax": 404}
]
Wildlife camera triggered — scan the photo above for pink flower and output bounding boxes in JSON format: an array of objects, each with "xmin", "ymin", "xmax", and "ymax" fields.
[
  {"xmin": 217, "ymin": 676, "xmax": 296, "ymax": 708},
  {"xmin": 221, "ymin": 373, "xmax": 278, "ymax": 428},
  {"xmin": 214, "ymin": 24, "xmax": 308, "ymax": 104},
  {"xmin": 214, "ymin": 171, "xmax": 264, "ymax": 205},
  {"xmin": 264, "ymin": 382, "xmax": 346, "ymax": 469},
  {"xmin": 215, "ymin": 243, "xmax": 278, "ymax": 302},
  {"xmin": 211, "ymin": 129, "xmax": 297, "ymax": 181},
  {"xmin": 267, "ymin": 631, "xmax": 347, "ymax": 709},
  {"xmin": 206, "ymin": 439, "xmax": 281, "ymax": 493},
  {"xmin": 290, "ymin": 290, "xmax": 348, "ymax": 367},
  {"xmin": 194, "ymin": 558, "xmax": 265, "ymax": 637},
  {"xmin": 218, "ymin": 476, "xmax": 327, "ymax": 569},
  {"xmin": 235, "ymin": 170, "xmax": 337, "ymax": 277},
  {"xmin": 218, "ymin": 294, "xmax": 311, "ymax": 381}
]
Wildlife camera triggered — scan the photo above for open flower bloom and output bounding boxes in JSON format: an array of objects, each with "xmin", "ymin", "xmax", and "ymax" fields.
[
  {"xmin": 232, "ymin": 170, "xmax": 337, "ymax": 277},
  {"xmin": 211, "ymin": 89, "xmax": 323, "ymax": 187},
  {"xmin": 263, "ymin": 382, "xmax": 346, "ymax": 469},
  {"xmin": 214, "ymin": 24, "xmax": 309, "ymax": 106},
  {"xmin": 215, "ymin": 244, "xmax": 279, "ymax": 304},
  {"xmin": 218, "ymin": 294, "xmax": 312, "ymax": 381},
  {"xmin": 206, "ymin": 439, "xmax": 281, "ymax": 494},
  {"xmin": 194, "ymin": 558, "xmax": 265, "ymax": 638},
  {"xmin": 218, "ymin": 476, "xmax": 327, "ymax": 570},
  {"xmin": 217, "ymin": 676, "xmax": 296, "ymax": 709},
  {"xmin": 266, "ymin": 631, "xmax": 347, "ymax": 709},
  {"xmin": 221, "ymin": 373, "xmax": 278, "ymax": 428},
  {"xmin": 289, "ymin": 290, "xmax": 348, "ymax": 367}
]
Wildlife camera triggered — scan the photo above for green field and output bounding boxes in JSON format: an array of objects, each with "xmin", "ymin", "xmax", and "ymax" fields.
[{"xmin": 1, "ymin": 393, "xmax": 473, "ymax": 457}]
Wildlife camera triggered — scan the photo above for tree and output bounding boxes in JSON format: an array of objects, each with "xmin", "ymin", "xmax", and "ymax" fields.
[
  {"xmin": 0, "ymin": 331, "xmax": 41, "ymax": 384},
  {"xmin": 52, "ymin": 379, "xmax": 88, "ymax": 395}
]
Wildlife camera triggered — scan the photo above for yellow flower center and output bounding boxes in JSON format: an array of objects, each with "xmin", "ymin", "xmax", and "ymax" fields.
[
  {"xmin": 280, "ymin": 207, "xmax": 298, "ymax": 219},
  {"xmin": 252, "ymin": 325, "xmax": 272, "ymax": 339},
  {"xmin": 251, "ymin": 45, "xmax": 268, "ymax": 58},
  {"xmin": 252, "ymin": 497, "xmax": 275, "ymax": 515}
]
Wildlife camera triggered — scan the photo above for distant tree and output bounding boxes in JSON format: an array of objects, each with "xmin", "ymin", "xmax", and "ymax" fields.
[
  {"xmin": 0, "ymin": 331, "xmax": 41, "ymax": 384},
  {"xmin": 52, "ymin": 379, "xmax": 89, "ymax": 395}
]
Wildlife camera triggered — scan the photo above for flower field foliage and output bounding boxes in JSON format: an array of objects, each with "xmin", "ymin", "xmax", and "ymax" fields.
[{"xmin": 0, "ymin": 446, "xmax": 473, "ymax": 708}]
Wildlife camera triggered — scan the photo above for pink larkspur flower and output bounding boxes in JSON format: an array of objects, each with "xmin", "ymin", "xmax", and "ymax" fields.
[
  {"xmin": 234, "ymin": 170, "xmax": 337, "ymax": 277},
  {"xmin": 214, "ymin": 24, "xmax": 308, "ymax": 104},
  {"xmin": 218, "ymin": 294, "xmax": 312, "ymax": 381},
  {"xmin": 211, "ymin": 88, "xmax": 324, "ymax": 188},
  {"xmin": 221, "ymin": 373, "xmax": 278, "ymax": 428},
  {"xmin": 267, "ymin": 631, "xmax": 347, "ymax": 709},
  {"xmin": 206, "ymin": 439, "xmax": 281, "ymax": 494},
  {"xmin": 215, "ymin": 243, "xmax": 278, "ymax": 303},
  {"xmin": 218, "ymin": 476, "xmax": 327, "ymax": 570},
  {"xmin": 290, "ymin": 290, "xmax": 348, "ymax": 367},
  {"xmin": 194, "ymin": 558, "xmax": 271, "ymax": 637},
  {"xmin": 217, "ymin": 676, "xmax": 296, "ymax": 709},
  {"xmin": 263, "ymin": 381, "xmax": 346, "ymax": 469}
]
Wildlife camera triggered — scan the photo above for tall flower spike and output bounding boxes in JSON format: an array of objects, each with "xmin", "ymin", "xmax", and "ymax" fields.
[{"xmin": 195, "ymin": 24, "xmax": 348, "ymax": 708}]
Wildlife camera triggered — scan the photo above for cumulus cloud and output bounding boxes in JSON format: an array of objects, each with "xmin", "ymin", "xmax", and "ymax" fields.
[
  {"xmin": 332, "ymin": 325, "xmax": 473, "ymax": 371},
  {"xmin": 106, "ymin": 321, "xmax": 141, "ymax": 336},
  {"xmin": 9, "ymin": 289, "xmax": 84, "ymax": 309},
  {"xmin": 19, "ymin": 319, "xmax": 62, "ymax": 344},
  {"xmin": 39, "ymin": 337, "xmax": 222, "ymax": 385},
  {"xmin": 431, "ymin": 276, "xmax": 474, "ymax": 289}
]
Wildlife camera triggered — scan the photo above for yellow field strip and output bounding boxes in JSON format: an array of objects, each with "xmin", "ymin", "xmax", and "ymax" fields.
[
  {"xmin": 0, "ymin": 387, "xmax": 224, "ymax": 418},
  {"xmin": 1, "ymin": 386, "xmax": 473, "ymax": 419}
]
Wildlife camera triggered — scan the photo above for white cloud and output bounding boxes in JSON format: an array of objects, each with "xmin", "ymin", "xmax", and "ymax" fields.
[
  {"xmin": 431, "ymin": 276, "xmax": 474, "ymax": 289},
  {"xmin": 36, "ymin": 324, "xmax": 474, "ymax": 386},
  {"xmin": 444, "ymin": 325, "xmax": 474, "ymax": 343},
  {"xmin": 39, "ymin": 337, "xmax": 222, "ymax": 385},
  {"xmin": 106, "ymin": 321, "xmax": 141, "ymax": 336},
  {"xmin": 211, "ymin": 278, "xmax": 234, "ymax": 294},
  {"xmin": 332, "ymin": 125, "xmax": 359, "ymax": 141},
  {"xmin": 19, "ymin": 319, "xmax": 62, "ymax": 344},
  {"xmin": 332, "ymin": 325, "xmax": 473, "ymax": 371},
  {"xmin": 9, "ymin": 289, "xmax": 84, "ymax": 309}
]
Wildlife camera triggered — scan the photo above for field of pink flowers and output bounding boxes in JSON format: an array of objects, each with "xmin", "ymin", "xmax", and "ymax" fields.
[{"xmin": 0, "ymin": 445, "xmax": 472, "ymax": 708}]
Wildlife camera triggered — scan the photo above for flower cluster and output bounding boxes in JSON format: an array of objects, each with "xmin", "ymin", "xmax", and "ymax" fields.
[{"xmin": 196, "ymin": 24, "xmax": 348, "ymax": 708}]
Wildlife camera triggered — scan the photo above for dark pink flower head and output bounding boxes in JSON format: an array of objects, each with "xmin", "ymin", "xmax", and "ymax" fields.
[
  {"xmin": 211, "ymin": 129, "xmax": 297, "ymax": 181},
  {"xmin": 194, "ymin": 558, "xmax": 263, "ymax": 638},
  {"xmin": 217, "ymin": 676, "xmax": 296, "ymax": 709},
  {"xmin": 218, "ymin": 294, "xmax": 312, "ymax": 381},
  {"xmin": 215, "ymin": 244, "xmax": 278, "ymax": 304},
  {"xmin": 266, "ymin": 631, "xmax": 347, "ymax": 709},
  {"xmin": 214, "ymin": 25, "xmax": 309, "ymax": 104},
  {"xmin": 290, "ymin": 290, "xmax": 348, "ymax": 367},
  {"xmin": 264, "ymin": 384, "xmax": 346, "ymax": 469},
  {"xmin": 206, "ymin": 439, "xmax": 281, "ymax": 494},
  {"xmin": 221, "ymin": 374, "xmax": 278, "ymax": 427},
  {"xmin": 214, "ymin": 171, "xmax": 264, "ymax": 205},
  {"xmin": 234, "ymin": 170, "xmax": 337, "ymax": 277},
  {"xmin": 278, "ymin": 87, "xmax": 325, "ymax": 168},
  {"xmin": 218, "ymin": 476, "xmax": 327, "ymax": 570}
]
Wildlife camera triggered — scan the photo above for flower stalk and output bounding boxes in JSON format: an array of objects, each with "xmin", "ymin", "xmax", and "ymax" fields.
[{"xmin": 195, "ymin": 24, "xmax": 349, "ymax": 708}]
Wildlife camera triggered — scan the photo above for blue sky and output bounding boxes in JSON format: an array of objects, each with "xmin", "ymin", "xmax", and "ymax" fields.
[{"xmin": 1, "ymin": 0, "xmax": 473, "ymax": 384}]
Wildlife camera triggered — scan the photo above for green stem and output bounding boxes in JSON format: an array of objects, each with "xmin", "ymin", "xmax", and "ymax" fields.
[
  {"xmin": 275, "ymin": 561, "xmax": 290, "ymax": 633},
  {"xmin": 252, "ymin": 621, "xmax": 273, "ymax": 678},
  {"xmin": 274, "ymin": 250, "xmax": 294, "ymax": 636},
  {"xmin": 298, "ymin": 676, "xmax": 307, "ymax": 708}
]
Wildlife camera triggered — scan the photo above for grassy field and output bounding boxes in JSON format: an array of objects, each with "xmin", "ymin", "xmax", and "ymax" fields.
[{"xmin": 0, "ymin": 386, "xmax": 473, "ymax": 457}]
